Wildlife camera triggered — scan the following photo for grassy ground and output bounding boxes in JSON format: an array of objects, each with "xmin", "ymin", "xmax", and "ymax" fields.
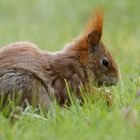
[{"xmin": 0, "ymin": 0, "xmax": 140, "ymax": 140}]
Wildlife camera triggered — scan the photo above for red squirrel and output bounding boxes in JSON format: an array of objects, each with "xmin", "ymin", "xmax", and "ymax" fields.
[{"xmin": 0, "ymin": 10, "xmax": 119, "ymax": 108}]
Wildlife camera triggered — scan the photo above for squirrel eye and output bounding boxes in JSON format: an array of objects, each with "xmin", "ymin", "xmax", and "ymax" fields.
[{"xmin": 101, "ymin": 58, "xmax": 109, "ymax": 67}]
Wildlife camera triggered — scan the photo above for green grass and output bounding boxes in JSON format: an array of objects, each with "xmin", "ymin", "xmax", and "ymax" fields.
[{"xmin": 0, "ymin": 0, "xmax": 140, "ymax": 140}]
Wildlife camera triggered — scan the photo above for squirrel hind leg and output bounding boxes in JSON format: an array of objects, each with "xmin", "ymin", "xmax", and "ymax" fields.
[{"xmin": 0, "ymin": 71, "xmax": 50, "ymax": 110}]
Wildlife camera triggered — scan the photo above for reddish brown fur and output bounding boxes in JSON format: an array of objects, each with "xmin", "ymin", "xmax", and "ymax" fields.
[
  {"xmin": 84, "ymin": 9, "xmax": 103, "ymax": 39},
  {"xmin": 0, "ymin": 10, "xmax": 119, "ymax": 108}
]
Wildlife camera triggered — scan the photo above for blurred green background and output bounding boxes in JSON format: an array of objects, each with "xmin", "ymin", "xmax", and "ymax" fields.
[{"xmin": 0, "ymin": 0, "xmax": 140, "ymax": 140}]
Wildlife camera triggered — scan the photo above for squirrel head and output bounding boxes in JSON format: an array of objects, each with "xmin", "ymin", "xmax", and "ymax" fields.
[
  {"xmin": 84, "ymin": 10, "xmax": 119, "ymax": 86},
  {"xmin": 67, "ymin": 10, "xmax": 119, "ymax": 87}
]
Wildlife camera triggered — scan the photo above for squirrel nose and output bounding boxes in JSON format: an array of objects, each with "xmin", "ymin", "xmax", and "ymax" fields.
[
  {"xmin": 109, "ymin": 77, "xmax": 118, "ymax": 86},
  {"xmin": 98, "ymin": 77, "xmax": 118, "ymax": 87}
]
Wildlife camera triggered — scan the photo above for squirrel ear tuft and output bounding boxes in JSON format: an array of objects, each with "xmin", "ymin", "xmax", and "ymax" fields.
[{"xmin": 84, "ymin": 9, "xmax": 103, "ymax": 47}]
